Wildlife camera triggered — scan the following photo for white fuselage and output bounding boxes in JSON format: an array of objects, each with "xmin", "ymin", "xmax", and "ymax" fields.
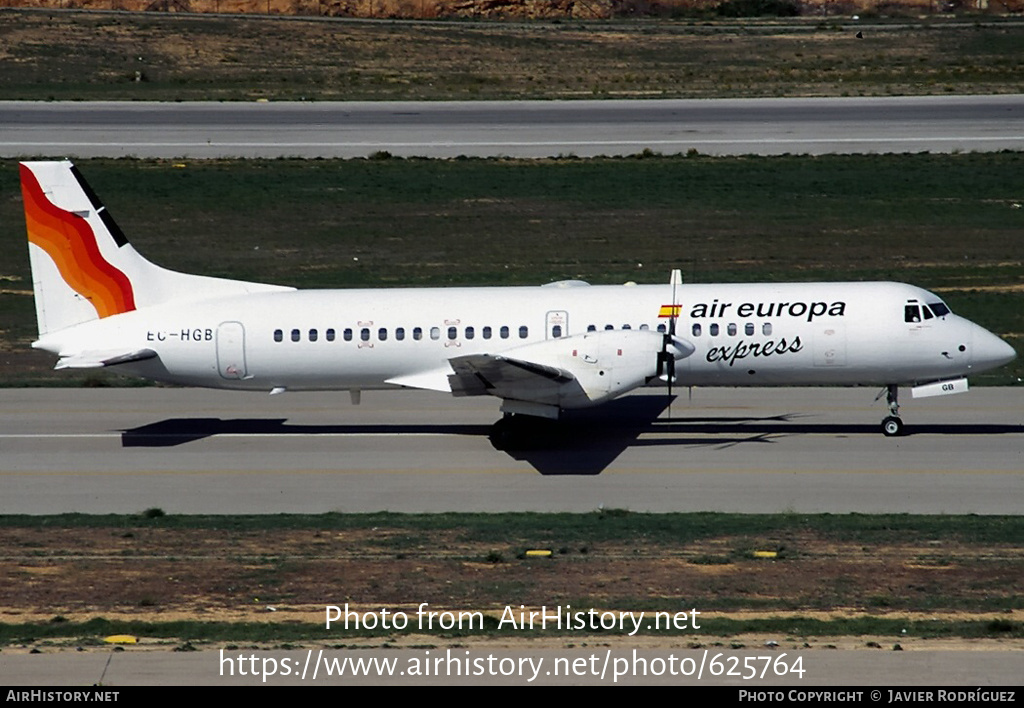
[{"xmin": 35, "ymin": 280, "xmax": 1011, "ymax": 400}]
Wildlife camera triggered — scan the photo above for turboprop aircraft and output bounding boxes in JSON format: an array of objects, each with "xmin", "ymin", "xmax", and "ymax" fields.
[{"xmin": 20, "ymin": 160, "xmax": 1016, "ymax": 436}]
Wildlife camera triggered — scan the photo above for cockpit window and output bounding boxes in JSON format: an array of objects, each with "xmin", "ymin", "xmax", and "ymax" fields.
[
  {"xmin": 905, "ymin": 305, "xmax": 921, "ymax": 323},
  {"xmin": 921, "ymin": 305, "xmax": 934, "ymax": 320},
  {"xmin": 929, "ymin": 302, "xmax": 951, "ymax": 317}
]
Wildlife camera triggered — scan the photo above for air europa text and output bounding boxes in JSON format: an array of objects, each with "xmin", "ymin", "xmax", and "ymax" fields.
[{"xmin": 690, "ymin": 300, "xmax": 847, "ymax": 323}]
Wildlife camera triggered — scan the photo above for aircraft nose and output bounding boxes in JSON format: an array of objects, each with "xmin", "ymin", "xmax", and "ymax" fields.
[{"xmin": 971, "ymin": 326, "xmax": 1017, "ymax": 371}]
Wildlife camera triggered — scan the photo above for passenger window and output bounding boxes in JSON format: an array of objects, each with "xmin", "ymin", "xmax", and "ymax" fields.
[
  {"xmin": 396, "ymin": 327, "xmax": 405, "ymax": 341},
  {"xmin": 448, "ymin": 326, "xmax": 457, "ymax": 340},
  {"xmin": 344, "ymin": 328, "xmax": 353, "ymax": 342},
  {"xmin": 361, "ymin": 328, "xmax": 370, "ymax": 342},
  {"xmin": 622, "ymin": 324, "xmax": 631, "ymax": 330},
  {"xmin": 552, "ymin": 325, "xmax": 562, "ymax": 338},
  {"xmin": 639, "ymin": 324, "xmax": 649, "ymax": 331},
  {"xmin": 483, "ymin": 326, "xmax": 492, "ymax": 339},
  {"xmin": 413, "ymin": 327, "xmax": 423, "ymax": 341},
  {"xmin": 326, "ymin": 328, "xmax": 336, "ymax": 342},
  {"xmin": 291, "ymin": 329, "xmax": 300, "ymax": 342},
  {"xmin": 587, "ymin": 324, "xmax": 597, "ymax": 332},
  {"xmin": 500, "ymin": 326, "xmax": 509, "ymax": 339},
  {"xmin": 710, "ymin": 323, "xmax": 720, "ymax": 336},
  {"xmin": 466, "ymin": 326, "xmax": 475, "ymax": 340},
  {"xmin": 763, "ymin": 323, "xmax": 772, "ymax": 336},
  {"xmin": 378, "ymin": 328, "xmax": 387, "ymax": 341},
  {"xmin": 745, "ymin": 323, "xmax": 754, "ymax": 336},
  {"xmin": 604, "ymin": 324, "xmax": 614, "ymax": 330},
  {"xmin": 657, "ymin": 324, "xmax": 666, "ymax": 334},
  {"xmin": 905, "ymin": 305, "xmax": 922, "ymax": 323},
  {"xmin": 431, "ymin": 327, "xmax": 441, "ymax": 340},
  {"xmin": 692, "ymin": 323, "xmax": 702, "ymax": 337},
  {"xmin": 274, "ymin": 329, "xmax": 283, "ymax": 342},
  {"xmin": 309, "ymin": 328, "xmax": 318, "ymax": 342},
  {"xmin": 519, "ymin": 326, "xmax": 529, "ymax": 339}
]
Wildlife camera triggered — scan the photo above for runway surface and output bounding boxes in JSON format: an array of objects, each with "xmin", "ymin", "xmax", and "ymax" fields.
[
  {"xmin": 1, "ymin": 387, "xmax": 1020, "ymax": 515},
  {"xmin": 2, "ymin": 95, "xmax": 1022, "ymax": 158}
]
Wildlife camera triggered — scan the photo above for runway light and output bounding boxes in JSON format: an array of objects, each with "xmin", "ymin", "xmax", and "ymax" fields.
[
  {"xmin": 104, "ymin": 635, "xmax": 137, "ymax": 644},
  {"xmin": 752, "ymin": 551, "xmax": 778, "ymax": 559},
  {"xmin": 525, "ymin": 549, "xmax": 553, "ymax": 558}
]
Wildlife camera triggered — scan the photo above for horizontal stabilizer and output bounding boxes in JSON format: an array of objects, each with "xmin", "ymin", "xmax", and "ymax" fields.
[{"xmin": 55, "ymin": 348, "xmax": 157, "ymax": 370}]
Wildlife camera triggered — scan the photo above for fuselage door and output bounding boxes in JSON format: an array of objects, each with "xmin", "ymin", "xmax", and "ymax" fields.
[
  {"xmin": 546, "ymin": 310, "xmax": 568, "ymax": 339},
  {"xmin": 217, "ymin": 321, "xmax": 247, "ymax": 380}
]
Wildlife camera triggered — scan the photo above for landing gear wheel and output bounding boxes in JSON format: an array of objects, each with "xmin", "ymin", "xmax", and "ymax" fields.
[
  {"xmin": 878, "ymin": 385, "xmax": 905, "ymax": 437},
  {"xmin": 881, "ymin": 416, "xmax": 904, "ymax": 437}
]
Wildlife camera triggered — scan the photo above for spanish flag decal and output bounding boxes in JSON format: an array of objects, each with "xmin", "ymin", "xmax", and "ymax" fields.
[
  {"xmin": 658, "ymin": 304, "xmax": 681, "ymax": 318},
  {"xmin": 21, "ymin": 164, "xmax": 136, "ymax": 319}
]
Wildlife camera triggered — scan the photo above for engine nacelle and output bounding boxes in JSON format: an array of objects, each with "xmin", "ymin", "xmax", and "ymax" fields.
[{"xmin": 503, "ymin": 329, "xmax": 692, "ymax": 410}]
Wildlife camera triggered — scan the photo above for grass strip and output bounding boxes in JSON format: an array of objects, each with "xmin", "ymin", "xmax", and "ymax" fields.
[{"xmin": 3, "ymin": 510, "xmax": 1024, "ymax": 544}]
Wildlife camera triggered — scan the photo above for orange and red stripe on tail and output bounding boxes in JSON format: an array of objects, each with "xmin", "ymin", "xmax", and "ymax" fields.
[{"xmin": 20, "ymin": 163, "xmax": 136, "ymax": 319}]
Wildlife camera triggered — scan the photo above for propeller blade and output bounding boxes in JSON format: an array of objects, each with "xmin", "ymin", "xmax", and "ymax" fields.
[{"xmin": 666, "ymin": 269, "xmax": 682, "ymax": 403}]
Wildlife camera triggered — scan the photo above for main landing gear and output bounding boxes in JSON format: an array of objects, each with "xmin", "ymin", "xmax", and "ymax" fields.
[
  {"xmin": 880, "ymin": 384, "xmax": 905, "ymax": 437},
  {"xmin": 490, "ymin": 412, "xmax": 548, "ymax": 450}
]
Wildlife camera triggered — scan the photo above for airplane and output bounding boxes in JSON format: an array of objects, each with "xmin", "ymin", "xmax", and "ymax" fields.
[{"xmin": 20, "ymin": 160, "xmax": 1017, "ymax": 437}]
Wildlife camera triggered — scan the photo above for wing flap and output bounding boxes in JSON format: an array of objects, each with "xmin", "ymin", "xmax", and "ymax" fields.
[{"xmin": 448, "ymin": 353, "xmax": 575, "ymax": 399}]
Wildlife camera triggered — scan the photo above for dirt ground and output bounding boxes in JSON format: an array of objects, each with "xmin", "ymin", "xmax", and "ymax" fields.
[
  {"xmin": 3, "ymin": 526, "xmax": 1021, "ymax": 650},
  {"xmin": 9, "ymin": 0, "xmax": 1019, "ymax": 21}
]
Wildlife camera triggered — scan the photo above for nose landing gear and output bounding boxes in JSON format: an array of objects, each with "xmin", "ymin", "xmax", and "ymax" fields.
[{"xmin": 880, "ymin": 384, "xmax": 904, "ymax": 437}]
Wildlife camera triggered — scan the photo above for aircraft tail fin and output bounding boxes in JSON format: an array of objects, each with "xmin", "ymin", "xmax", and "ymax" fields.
[{"xmin": 20, "ymin": 160, "xmax": 292, "ymax": 337}]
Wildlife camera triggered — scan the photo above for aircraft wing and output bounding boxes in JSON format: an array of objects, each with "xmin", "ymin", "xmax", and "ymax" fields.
[
  {"xmin": 54, "ymin": 348, "xmax": 158, "ymax": 370},
  {"xmin": 447, "ymin": 353, "xmax": 575, "ymax": 399},
  {"xmin": 395, "ymin": 328, "xmax": 679, "ymax": 418}
]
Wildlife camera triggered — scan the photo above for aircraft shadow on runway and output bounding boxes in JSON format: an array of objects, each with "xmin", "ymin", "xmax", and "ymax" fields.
[
  {"xmin": 120, "ymin": 399, "xmax": 1024, "ymax": 477},
  {"xmin": 118, "ymin": 396, "xmax": 679, "ymax": 475},
  {"xmin": 119, "ymin": 419, "xmax": 494, "ymax": 446}
]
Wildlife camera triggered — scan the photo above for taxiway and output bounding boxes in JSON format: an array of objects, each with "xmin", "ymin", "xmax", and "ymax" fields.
[{"xmin": 1, "ymin": 95, "xmax": 1022, "ymax": 158}]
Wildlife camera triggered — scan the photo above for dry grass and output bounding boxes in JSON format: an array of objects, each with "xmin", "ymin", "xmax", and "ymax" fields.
[
  {"xmin": 1, "ymin": 10, "xmax": 1022, "ymax": 101},
  {"xmin": 3, "ymin": 525, "xmax": 1022, "ymax": 621}
]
